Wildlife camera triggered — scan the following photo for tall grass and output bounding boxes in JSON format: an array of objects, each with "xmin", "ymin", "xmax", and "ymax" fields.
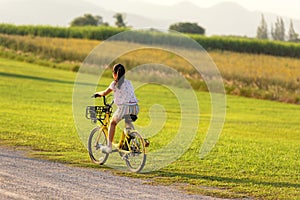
[
  {"xmin": 0, "ymin": 34, "xmax": 300, "ymax": 103},
  {"xmin": 0, "ymin": 34, "xmax": 98, "ymax": 61},
  {"xmin": 209, "ymin": 51, "xmax": 300, "ymax": 103}
]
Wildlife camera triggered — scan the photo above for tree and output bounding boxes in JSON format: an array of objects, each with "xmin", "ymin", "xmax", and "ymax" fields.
[
  {"xmin": 169, "ymin": 22, "xmax": 205, "ymax": 35},
  {"xmin": 271, "ymin": 17, "xmax": 285, "ymax": 41},
  {"xmin": 256, "ymin": 14, "xmax": 268, "ymax": 39},
  {"xmin": 113, "ymin": 13, "xmax": 127, "ymax": 27},
  {"xmin": 288, "ymin": 19, "xmax": 299, "ymax": 42},
  {"xmin": 70, "ymin": 14, "xmax": 107, "ymax": 27}
]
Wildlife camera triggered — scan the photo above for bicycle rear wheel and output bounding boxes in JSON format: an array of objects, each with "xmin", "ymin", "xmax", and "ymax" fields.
[
  {"xmin": 124, "ymin": 131, "xmax": 146, "ymax": 173},
  {"xmin": 88, "ymin": 126, "xmax": 109, "ymax": 165}
]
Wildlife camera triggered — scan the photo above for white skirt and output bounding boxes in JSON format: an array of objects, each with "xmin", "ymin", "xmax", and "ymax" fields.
[{"xmin": 113, "ymin": 104, "xmax": 139, "ymax": 122}]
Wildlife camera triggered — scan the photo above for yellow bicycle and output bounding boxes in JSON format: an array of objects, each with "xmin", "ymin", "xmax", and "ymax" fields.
[{"xmin": 85, "ymin": 96, "xmax": 149, "ymax": 173}]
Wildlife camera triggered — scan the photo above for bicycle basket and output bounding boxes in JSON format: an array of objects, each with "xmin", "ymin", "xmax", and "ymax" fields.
[{"xmin": 85, "ymin": 106, "xmax": 111, "ymax": 122}]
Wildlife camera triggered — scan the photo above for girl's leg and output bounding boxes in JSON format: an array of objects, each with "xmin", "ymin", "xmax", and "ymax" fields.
[
  {"xmin": 107, "ymin": 118, "xmax": 118, "ymax": 148},
  {"xmin": 125, "ymin": 119, "xmax": 134, "ymax": 130},
  {"xmin": 100, "ymin": 117, "xmax": 119, "ymax": 153}
]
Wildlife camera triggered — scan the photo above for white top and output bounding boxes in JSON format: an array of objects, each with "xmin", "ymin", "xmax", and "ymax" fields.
[{"xmin": 109, "ymin": 79, "xmax": 138, "ymax": 106}]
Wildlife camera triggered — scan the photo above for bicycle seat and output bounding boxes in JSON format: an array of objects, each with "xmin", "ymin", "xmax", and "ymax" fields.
[{"xmin": 124, "ymin": 114, "xmax": 138, "ymax": 122}]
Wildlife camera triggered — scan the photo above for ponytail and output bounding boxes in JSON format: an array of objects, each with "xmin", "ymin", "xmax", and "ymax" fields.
[{"xmin": 113, "ymin": 63, "xmax": 125, "ymax": 89}]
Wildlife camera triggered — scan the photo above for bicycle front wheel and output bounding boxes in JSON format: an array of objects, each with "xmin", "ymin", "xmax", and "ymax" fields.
[
  {"xmin": 88, "ymin": 126, "xmax": 109, "ymax": 165},
  {"xmin": 124, "ymin": 131, "xmax": 147, "ymax": 173}
]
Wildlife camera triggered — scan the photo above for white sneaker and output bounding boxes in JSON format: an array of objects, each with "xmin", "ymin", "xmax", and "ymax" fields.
[{"xmin": 100, "ymin": 146, "xmax": 112, "ymax": 154}]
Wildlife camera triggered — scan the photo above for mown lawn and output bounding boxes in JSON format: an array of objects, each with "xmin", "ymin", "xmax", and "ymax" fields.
[{"xmin": 0, "ymin": 57, "xmax": 299, "ymax": 199}]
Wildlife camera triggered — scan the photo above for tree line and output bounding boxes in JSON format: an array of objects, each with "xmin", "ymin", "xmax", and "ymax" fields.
[
  {"xmin": 73, "ymin": 13, "xmax": 300, "ymax": 43},
  {"xmin": 70, "ymin": 13, "xmax": 206, "ymax": 35},
  {"xmin": 257, "ymin": 14, "xmax": 299, "ymax": 42},
  {"xmin": 70, "ymin": 13, "xmax": 127, "ymax": 28}
]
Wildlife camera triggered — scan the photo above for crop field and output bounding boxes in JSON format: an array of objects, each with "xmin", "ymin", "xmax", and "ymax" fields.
[
  {"xmin": 1, "ymin": 34, "xmax": 300, "ymax": 103},
  {"xmin": 0, "ymin": 57, "xmax": 299, "ymax": 199}
]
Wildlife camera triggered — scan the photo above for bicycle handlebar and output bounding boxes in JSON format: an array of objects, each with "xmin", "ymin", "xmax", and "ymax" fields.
[
  {"xmin": 91, "ymin": 94, "xmax": 114, "ymax": 107},
  {"xmin": 91, "ymin": 93, "xmax": 101, "ymax": 98}
]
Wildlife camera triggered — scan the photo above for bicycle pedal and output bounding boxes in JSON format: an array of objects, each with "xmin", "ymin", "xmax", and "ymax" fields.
[{"xmin": 112, "ymin": 149, "xmax": 118, "ymax": 153}]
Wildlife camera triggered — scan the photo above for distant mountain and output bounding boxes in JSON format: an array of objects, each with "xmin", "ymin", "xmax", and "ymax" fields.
[
  {"xmin": 86, "ymin": 0, "xmax": 300, "ymax": 36},
  {"xmin": 199, "ymin": 2, "xmax": 262, "ymax": 36},
  {"xmin": 0, "ymin": 0, "xmax": 115, "ymax": 26},
  {"xmin": 0, "ymin": 0, "xmax": 299, "ymax": 37}
]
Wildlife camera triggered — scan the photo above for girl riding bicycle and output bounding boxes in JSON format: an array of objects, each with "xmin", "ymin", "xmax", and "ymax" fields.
[{"xmin": 93, "ymin": 63, "xmax": 139, "ymax": 154}]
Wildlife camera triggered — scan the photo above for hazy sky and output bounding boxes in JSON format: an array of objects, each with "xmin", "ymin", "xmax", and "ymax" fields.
[{"xmin": 142, "ymin": 0, "xmax": 300, "ymax": 19}]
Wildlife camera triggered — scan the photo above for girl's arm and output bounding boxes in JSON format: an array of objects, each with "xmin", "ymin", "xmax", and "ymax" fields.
[{"xmin": 95, "ymin": 87, "xmax": 112, "ymax": 97}]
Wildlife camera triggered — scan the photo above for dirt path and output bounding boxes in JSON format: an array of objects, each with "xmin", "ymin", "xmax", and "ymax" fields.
[{"xmin": 0, "ymin": 147, "xmax": 223, "ymax": 200}]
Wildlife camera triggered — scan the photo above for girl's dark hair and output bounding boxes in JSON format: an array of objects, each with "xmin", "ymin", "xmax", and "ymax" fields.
[{"xmin": 113, "ymin": 63, "xmax": 125, "ymax": 89}]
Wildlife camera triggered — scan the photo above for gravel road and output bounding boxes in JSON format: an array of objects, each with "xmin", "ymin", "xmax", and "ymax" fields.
[{"xmin": 0, "ymin": 147, "xmax": 223, "ymax": 200}]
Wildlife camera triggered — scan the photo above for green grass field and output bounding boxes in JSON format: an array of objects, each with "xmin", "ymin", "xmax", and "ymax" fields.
[{"xmin": 0, "ymin": 57, "xmax": 299, "ymax": 199}]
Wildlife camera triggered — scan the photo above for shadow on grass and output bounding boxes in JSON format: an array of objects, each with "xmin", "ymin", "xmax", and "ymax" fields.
[
  {"xmin": 0, "ymin": 72, "xmax": 102, "ymax": 87},
  {"xmin": 153, "ymin": 170, "xmax": 300, "ymax": 189}
]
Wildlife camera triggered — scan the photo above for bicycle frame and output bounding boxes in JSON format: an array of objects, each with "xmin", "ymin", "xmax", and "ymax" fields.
[{"xmin": 87, "ymin": 98, "xmax": 135, "ymax": 152}]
